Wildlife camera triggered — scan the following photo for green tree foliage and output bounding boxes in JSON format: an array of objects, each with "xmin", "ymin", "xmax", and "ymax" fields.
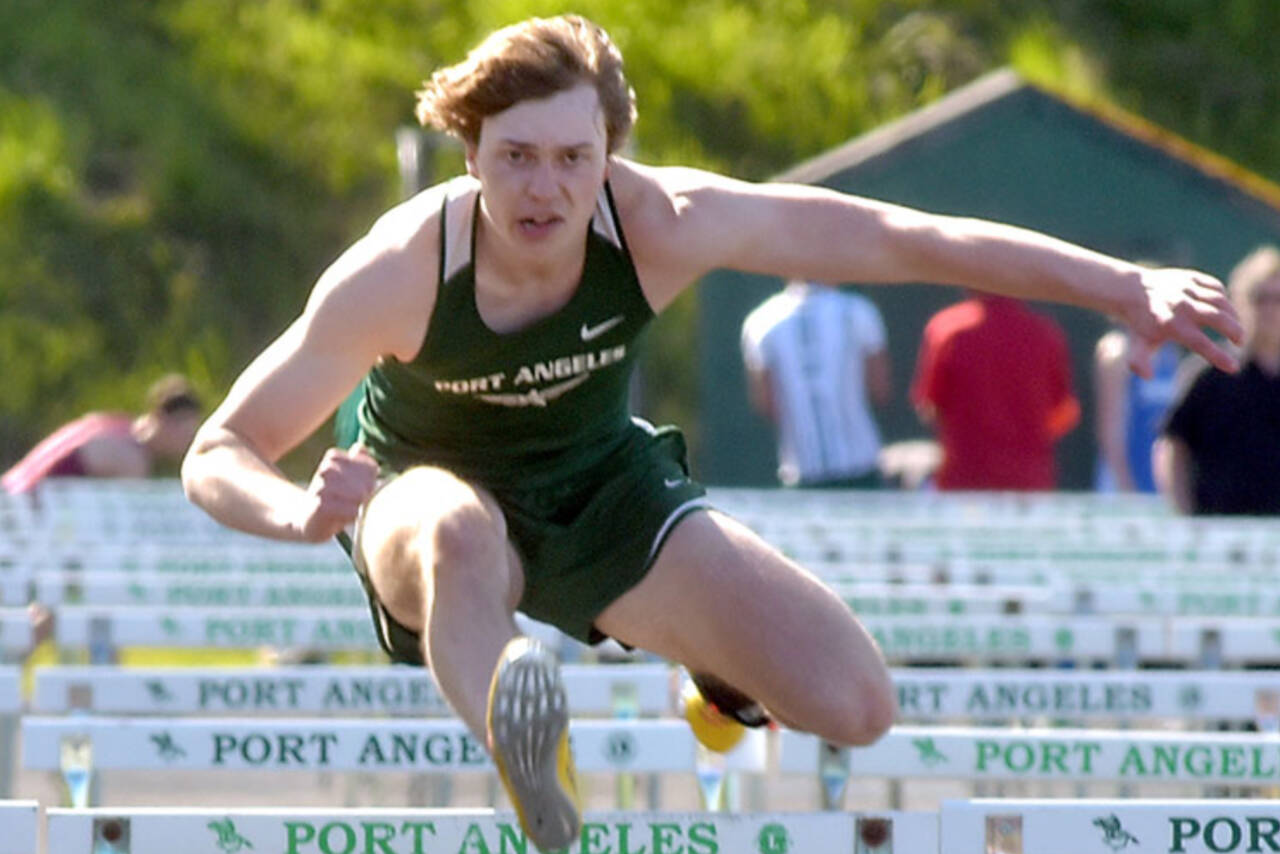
[{"xmin": 1, "ymin": 0, "xmax": 1276, "ymax": 475}]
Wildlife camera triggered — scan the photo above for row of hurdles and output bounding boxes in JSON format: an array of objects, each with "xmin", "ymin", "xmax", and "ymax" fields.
[
  {"xmin": 5, "ymin": 663, "xmax": 1280, "ymax": 809},
  {"xmin": 4, "ymin": 797, "xmax": 1280, "ymax": 852},
  {"xmin": 8, "ymin": 605, "xmax": 1280, "ymax": 668}
]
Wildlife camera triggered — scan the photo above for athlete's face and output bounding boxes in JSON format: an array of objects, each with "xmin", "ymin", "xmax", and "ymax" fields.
[
  {"xmin": 1242, "ymin": 271, "xmax": 1280, "ymax": 353},
  {"xmin": 467, "ymin": 83, "xmax": 609, "ymax": 256}
]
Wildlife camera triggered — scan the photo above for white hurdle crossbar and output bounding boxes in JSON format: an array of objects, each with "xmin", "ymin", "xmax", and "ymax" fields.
[
  {"xmin": 37, "ymin": 800, "xmax": 1280, "ymax": 854},
  {"xmin": 940, "ymin": 798, "xmax": 1280, "ymax": 854},
  {"xmin": 0, "ymin": 801, "xmax": 37, "ymax": 854},
  {"xmin": 33, "ymin": 571, "xmax": 368, "ymax": 608},
  {"xmin": 47, "ymin": 807, "xmax": 938, "ymax": 854},
  {"xmin": 32, "ymin": 663, "xmax": 674, "ymax": 717},
  {"xmin": 53, "ymin": 606, "xmax": 381, "ymax": 652},
  {"xmin": 893, "ymin": 668, "xmax": 1280, "ymax": 722},
  {"xmin": 782, "ymin": 725, "xmax": 1280, "ymax": 787},
  {"xmin": 51, "ymin": 607, "xmax": 571, "ymax": 656},
  {"xmin": 23, "ymin": 717, "xmax": 766, "ymax": 775},
  {"xmin": 32, "ymin": 665, "xmax": 1280, "ymax": 722}
]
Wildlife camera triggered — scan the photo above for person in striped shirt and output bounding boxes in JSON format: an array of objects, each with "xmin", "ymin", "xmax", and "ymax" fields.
[{"xmin": 742, "ymin": 280, "xmax": 891, "ymax": 487}]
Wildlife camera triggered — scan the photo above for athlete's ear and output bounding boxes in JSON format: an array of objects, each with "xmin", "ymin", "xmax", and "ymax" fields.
[{"xmin": 464, "ymin": 143, "xmax": 479, "ymax": 178}]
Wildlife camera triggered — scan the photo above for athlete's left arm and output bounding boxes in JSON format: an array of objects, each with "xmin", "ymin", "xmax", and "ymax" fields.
[{"xmin": 619, "ymin": 162, "xmax": 1242, "ymax": 375}]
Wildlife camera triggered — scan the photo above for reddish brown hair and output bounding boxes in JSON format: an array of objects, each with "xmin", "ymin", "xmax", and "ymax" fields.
[{"xmin": 416, "ymin": 15, "xmax": 636, "ymax": 153}]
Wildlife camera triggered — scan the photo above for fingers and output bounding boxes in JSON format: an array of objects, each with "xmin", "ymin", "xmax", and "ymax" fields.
[
  {"xmin": 1177, "ymin": 324, "xmax": 1241, "ymax": 375},
  {"xmin": 1126, "ymin": 337, "xmax": 1154, "ymax": 380},
  {"xmin": 300, "ymin": 445, "xmax": 381, "ymax": 541},
  {"xmin": 1188, "ymin": 284, "xmax": 1244, "ymax": 345},
  {"xmin": 1133, "ymin": 269, "xmax": 1242, "ymax": 377}
]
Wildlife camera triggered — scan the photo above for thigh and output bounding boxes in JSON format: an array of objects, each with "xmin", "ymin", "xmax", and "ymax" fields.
[
  {"xmin": 594, "ymin": 509, "xmax": 892, "ymax": 735},
  {"xmin": 356, "ymin": 466, "xmax": 525, "ymax": 632}
]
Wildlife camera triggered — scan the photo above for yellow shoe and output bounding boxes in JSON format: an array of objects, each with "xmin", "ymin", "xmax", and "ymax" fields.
[
  {"xmin": 681, "ymin": 678, "xmax": 747, "ymax": 753},
  {"xmin": 488, "ymin": 637, "xmax": 581, "ymax": 852}
]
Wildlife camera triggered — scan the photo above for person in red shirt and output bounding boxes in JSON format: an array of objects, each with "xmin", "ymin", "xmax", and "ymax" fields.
[
  {"xmin": 912, "ymin": 292, "xmax": 1080, "ymax": 490},
  {"xmin": 2, "ymin": 374, "xmax": 203, "ymax": 494}
]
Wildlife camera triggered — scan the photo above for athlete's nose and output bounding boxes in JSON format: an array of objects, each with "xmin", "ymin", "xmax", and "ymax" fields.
[{"xmin": 526, "ymin": 161, "xmax": 557, "ymax": 200}]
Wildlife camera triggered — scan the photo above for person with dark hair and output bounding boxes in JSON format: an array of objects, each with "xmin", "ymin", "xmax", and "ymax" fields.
[
  {"xmin": 181, "ymin": 15, "xmax": 1241, "ymax": 849},
  {"xmin": 3, "ymin": 373, "xmax": 203, "ymax": 494}
]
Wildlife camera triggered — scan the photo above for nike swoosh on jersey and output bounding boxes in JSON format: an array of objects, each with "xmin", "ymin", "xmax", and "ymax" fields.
[{"xmin": 580, "ymin": 314, "xmax": 625, "ymax": 341}]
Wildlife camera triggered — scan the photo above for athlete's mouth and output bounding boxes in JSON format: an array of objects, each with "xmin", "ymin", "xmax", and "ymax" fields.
[{"xmin": 519, "ymin": 215, "xmax": 561, "ymax": 228}]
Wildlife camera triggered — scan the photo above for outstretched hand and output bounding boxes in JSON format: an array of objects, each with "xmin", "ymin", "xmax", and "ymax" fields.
[
  {"xmin": 298, "ymin": 443, "xmax": 380, "ymax": 542},
  {"xmin": 1123, "ymin": 268, "xmax": 1242, "ymax": 378}
]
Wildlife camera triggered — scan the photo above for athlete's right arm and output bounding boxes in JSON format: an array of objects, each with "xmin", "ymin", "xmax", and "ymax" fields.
[{"xmin": 182, "ymin": 194, "xmax": 441, "ymax": 542}]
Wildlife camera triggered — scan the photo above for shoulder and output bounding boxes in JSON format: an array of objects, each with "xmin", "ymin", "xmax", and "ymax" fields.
[
  {"xmin": 305, "ymin": 178, "xmax": 460, "ymax": 361},
  {"xmin": 927, "ymin": 300, "xmax": 976, "ymax": 334},
  {"xmin": 606, "ymin": 158, "xmax": 759, "ymax": 305}
]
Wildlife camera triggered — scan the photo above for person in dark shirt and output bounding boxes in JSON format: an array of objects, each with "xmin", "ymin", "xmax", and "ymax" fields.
[{"xmin": 1156, "ymin": 245, "xmax": 1280, "ymax": 515}]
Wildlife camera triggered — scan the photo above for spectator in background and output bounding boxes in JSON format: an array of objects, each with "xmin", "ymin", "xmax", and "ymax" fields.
[
  {"xmin": 1093, "ymin": 327, "xmax": 1181, "ymax": 492},
  {"xmin": 2, "ymin": 373, "xmax": 203, "ymax": 494},
  {"xmin": 1155, "ymin": 245, "xmax": 1280, "ymax": 515},
  {"xmin": 912, "ymin": 292, "xmax": 1079, "ymax": 490},
  {"xmin": 741, "ymin": 280, "xmax": 891, "ymax": 488}
]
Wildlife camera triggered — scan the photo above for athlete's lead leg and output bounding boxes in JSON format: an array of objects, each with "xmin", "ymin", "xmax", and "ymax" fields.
[{"xmin": 596, "ymin": 509, "xmax": 897, "ymax": 746}]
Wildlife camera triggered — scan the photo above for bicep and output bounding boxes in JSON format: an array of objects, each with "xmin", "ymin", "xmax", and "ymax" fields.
[
  {"xmin": 206, "ymin": 319, "xmax": 368, "ymax": 462},
  {"xmin": 205, "ymin": 217, "xmax": 436, "ymax": 462},
  {"xmin": 626, "ymin": 168, "xmax": 909, "ymax": 305}
]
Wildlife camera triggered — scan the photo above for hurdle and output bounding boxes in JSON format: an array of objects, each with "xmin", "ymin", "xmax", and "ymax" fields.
[
  {"xmin": 861, "ymin": 614, "xmax": 1165, "ymax": 664},
  {"xmin": 0, "ymin": 801, "xmax": 37, "ymax": 854},
  {"xmin": 39, "ymin": 800, "xmax": 1280, "ymax": 854},
  {"xmin": 51, "ymin": 605, "xmax": 381, "ymax": 654},
  {"xmin": 34, "ymin": 541, "xmax": 351, "ymax": 575},
  {"xmin": 892, "ymin": 668, "xmax": 1280, "ymax": 724},
  {"xmin": 940, "ymin": 798, "xmax": 1280, "ymax": 854},
  {"xmin": 23, "ymin": 717, "xmax": 764, "ymax": 774},
  {"xmin": 782, "ymin": 725, "xmax": 1280, "ymax": 787},
  {"xmin": 46, "ymin": 807, "xmax": 938, "ymax": 853},
  {"xmin": 32, "ymin": 663, "xmax": 674, "ymax": 717},
  {"xmin": 24, "ymin": 716, "xmax": 768, "ymax": 812},
  {"xmin": 33, "ymin": 571, "xmax": 368, "ymax": 608}
]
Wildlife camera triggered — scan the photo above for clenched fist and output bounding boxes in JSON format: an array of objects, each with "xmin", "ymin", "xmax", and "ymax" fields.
[{"xmin": 296, "ymin": 443, "xmax": 380, "ymax": 542}]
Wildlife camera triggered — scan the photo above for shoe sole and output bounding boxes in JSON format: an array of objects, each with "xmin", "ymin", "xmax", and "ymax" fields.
[{"xmin": 488, "ymin": 638, "xmax": 580, "ymax": 851}]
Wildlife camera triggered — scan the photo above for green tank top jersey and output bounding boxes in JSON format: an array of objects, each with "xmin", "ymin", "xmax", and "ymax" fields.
[{"xmin": 356, "ymin": 177, "xmax": 655, "ymax": 488}]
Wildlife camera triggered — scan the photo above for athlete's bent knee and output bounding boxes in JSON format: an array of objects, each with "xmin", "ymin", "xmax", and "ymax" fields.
[
  {"xmin": 827, "ymin": 674, "xmax": 897, "ymax": 747},
  {"xmin": 424, "ymin": 502, "xmax": 506, "ymax": 576}
]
